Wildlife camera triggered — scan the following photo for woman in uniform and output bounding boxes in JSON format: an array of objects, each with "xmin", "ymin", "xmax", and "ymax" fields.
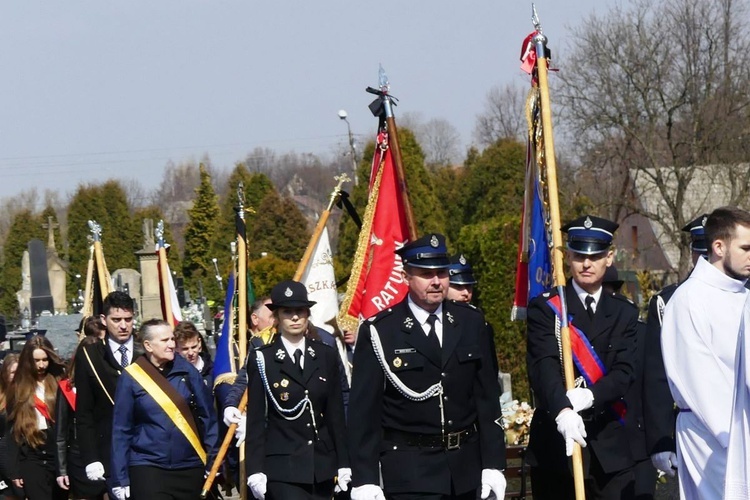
[{"xmin": 245, "ymin": 280, "xmax": 350, "ymax": 500}]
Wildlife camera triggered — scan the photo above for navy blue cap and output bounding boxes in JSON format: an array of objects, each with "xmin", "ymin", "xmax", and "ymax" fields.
[
  {"xmin": 448, "ymin": 254, "xmax": 477, "ymax": 285},
  {"xmin": 561, "ymin": 215, "xmax": 619, "ymax": 255},
  {"xmin": 267, "ymin": 280, "xmax": 316, "ymax": 310},
  {"xmin": 681, "ymin": 214, "xmax": 708, "ymax": 254},
  {"xmin": 396, "ymin": 233, "xmax": 450, "ymax": 269},
  {"xmin": 602, "ymin": 265, "xmax": 624, "ymax": 291}
]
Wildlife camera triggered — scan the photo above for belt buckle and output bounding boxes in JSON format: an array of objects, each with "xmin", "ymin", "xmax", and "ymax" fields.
[{"xmin": 445, "ymin": 432, "xmax": 461, "ymax": 450}]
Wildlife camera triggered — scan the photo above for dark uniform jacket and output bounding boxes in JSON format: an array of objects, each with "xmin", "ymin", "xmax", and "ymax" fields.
[
  {"xmin": 245, "ymin": 336, "xmax": 348, "ymax": 485},
  {"xmin": 643, "ymin": 284, "xmax": 678, "ymax": 455},
  {"xmin": 348, "ymin": 299, "xmax": 505, "ymax": 496},
  {"xmin": 623, "ymin": 320, "xmax": 648, "ymax": 462},
  {"xmin": 74, "ymin": 335, "xmax": 143, "ymax": 473},
  {"xmin": 526, "ymin": 283, "xmax": 639, "ymax": 474}
]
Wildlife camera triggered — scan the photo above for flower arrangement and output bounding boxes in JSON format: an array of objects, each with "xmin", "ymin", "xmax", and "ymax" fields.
[
  {"xmin": 181, "ymin": 304, "xmax": 205, "ymax": 326},
  {"xmin": 501, "ymin": 397, "xmax": 534, "ymax": 446}
]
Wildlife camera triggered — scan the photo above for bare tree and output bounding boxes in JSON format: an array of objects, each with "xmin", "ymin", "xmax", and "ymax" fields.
[
  {"xmin": 558, "ymin": 0, "xmax": 750, "ymax": 275},
  {"xmin": 473, "ymin": 82, "xmax": 528, "ymax": 146},
  {"xmin": 420, "ymin": 118, "xmax": 462, "ymax": 168}
]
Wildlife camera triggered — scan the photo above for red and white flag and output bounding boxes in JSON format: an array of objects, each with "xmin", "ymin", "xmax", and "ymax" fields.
[
  {"xmin": 157, "ymin": 245, "xmax": 183, "ymax": 326},
  {"xmin": 338, "ymin": 131, "xmax": 411, "ymax": 331}
]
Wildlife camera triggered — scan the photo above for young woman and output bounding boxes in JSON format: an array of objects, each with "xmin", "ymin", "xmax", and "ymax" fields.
[
  {"xmin": 6, "ymin": 335, "xmax": 66, "ymax": 500},
  {"xmin": 245, "ymin": 280, "xmax": 350, "ymax": 500},
  {"xmin": 55, "ymin": 316, "xmax": 108, "ymax": 500},
  {"xmin": 0, "ymin": 354, "xmax": 19, "ymax": 500}
]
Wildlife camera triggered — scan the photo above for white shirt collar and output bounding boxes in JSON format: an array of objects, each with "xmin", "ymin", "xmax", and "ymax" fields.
[
  {"xmin": 572, "ymin": 280, "xmax": 603, "ymax": 312},
  {"xmin": 407, "ymin": 295, "xmax": 443, "ymax": 327},
  {"xmin": 108, "ymin": 335, "xmax": 134, "ymax": 357},
  {"xmin": 280, "ymin": 335, "xmax": 306, "ymax": 359}
]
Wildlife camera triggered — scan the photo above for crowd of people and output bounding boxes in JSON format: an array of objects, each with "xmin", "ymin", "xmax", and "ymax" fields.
[{"xmin": 0, "ymin": 206, "xmax": 749, "ymax": 499}]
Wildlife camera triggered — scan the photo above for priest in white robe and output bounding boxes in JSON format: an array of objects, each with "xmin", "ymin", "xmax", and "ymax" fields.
[{"xmin": 662, "ymin": 207, "xmax": 750, "ymax": 500}]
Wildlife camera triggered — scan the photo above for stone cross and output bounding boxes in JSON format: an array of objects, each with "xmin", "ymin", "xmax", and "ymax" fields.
[{"xmin": 42, "ymin": 216, "xmax": 60, "ymax": 253}]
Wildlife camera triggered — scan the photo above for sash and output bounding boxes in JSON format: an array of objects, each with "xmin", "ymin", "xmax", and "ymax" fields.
[
  {"xmin": 126, "ymin": 357, "xmax": 206, "ymax": 464},
  {"xmin": 59, "ymin": 379, "xmax": 76, "ymax": 411},
  {"xmin": 547, "ymin": 295, "xmax": 627, "ymax": 424},
  {"xmin": 34, "ymin": 396, "xmax": 52, "ymax": 422}
]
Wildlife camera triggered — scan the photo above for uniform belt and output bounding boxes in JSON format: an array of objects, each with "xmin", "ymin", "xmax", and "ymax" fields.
[{"xmin": 383, "ymin": 424, "xmax": 477, "ymax": 450}]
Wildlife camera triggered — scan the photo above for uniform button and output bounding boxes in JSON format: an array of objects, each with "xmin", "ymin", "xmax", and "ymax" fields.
[
  {"xmin": 393, "ymin": 445, "xmax": 398, "ymax": 450},
  {"xmin": 441, "ymin": 372, "xmax": 446, "ymax": 377},
  {"xmin": 468, "ymin": 353, "xmax": 472, "ymax": 357},
  {"xmin": 448, "ymin": 420, "xmax": 453, "ymax": 425},
  {"xmin": 443, "ymin": 396, "xmax": 448, "ymax": 401},
  {"xmin": 308, "ymin": 440, "xmax": 313, "ymax": 445},
  {"xmin": 306, "ymin": 423, "xmax": 311, "ymax": 427}
]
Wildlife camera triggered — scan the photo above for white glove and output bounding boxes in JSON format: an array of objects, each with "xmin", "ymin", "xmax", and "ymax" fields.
[
  {"xmin": 234, "ymin": 414, "xmax": 248, "ymax": 446},
  {"xmin": 112, "ymin": 486, "xmax": 130, "ymax": 500},
  {"xmin": 555, "ymin": 409, "xmax": 587, "ymax": 456},
  {"xmin": 247, "ymin": 472, "xmax": 267, "ymax": 500},
  {"xmin": 480, "ymin": 468, "xmax": 507, "ymax": 499},
  {"xmin": 566, "ymin": 388, "xmax": 594, "ymax": 412},
  {"xmin": 350, "ymin": 484, "xmax": 386, "ymax": 500},
  {"xmin": 651, "ymin": 451, "xmax": 678, "ymax": 477},
  {"xmin": 334, "ymin": 467, "xmax": 352, "ymax": 493},
  {"xmin": 223, "ymin": 406, "xmax": 242, "ymax": 426},
  {"xmin": 85, "ymin": 461, "xmax": 105, "ymax": 481}
]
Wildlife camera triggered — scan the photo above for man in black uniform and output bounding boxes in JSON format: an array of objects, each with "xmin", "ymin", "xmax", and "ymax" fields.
[
  {"xmin": 526, "ymin": 215, "xmax": 639, "ymax": 499},
  {"xmin": 75, "ymin": 291, "xmax": 142, "ymax": 492},
  {"xmin": 643, "ymin": 214, "xmax": 708, "ymax": 477},
  {"xmin": 348, "ymin": 234, "xmax": 507, "ymax": 500}
]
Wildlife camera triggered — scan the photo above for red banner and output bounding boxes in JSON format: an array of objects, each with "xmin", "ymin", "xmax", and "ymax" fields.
[{"xmin": 338, "ymin": 132, "xmax": 410, "ymax": 330}]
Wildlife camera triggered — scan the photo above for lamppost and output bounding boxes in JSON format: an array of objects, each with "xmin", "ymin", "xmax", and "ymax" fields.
[{"xmin": 338, "ymin": 109, "xmax": 358, "ymax": 186}]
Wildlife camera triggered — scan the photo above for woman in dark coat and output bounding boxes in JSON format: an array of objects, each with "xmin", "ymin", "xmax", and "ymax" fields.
[{"xmin": 245, "ymin": 280, "xmax": 350, "ymax": 500}]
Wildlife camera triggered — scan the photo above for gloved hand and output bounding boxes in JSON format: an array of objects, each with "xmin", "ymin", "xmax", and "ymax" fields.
[
  {"xmin": 334, "ymin": 467, "xmax": 352, "ymax": 493},
  {"xmin": 247, "ymin": 472, "xmax": 267, "ymax": 500},
  {"xmin": 223, "ymin": 406, "xmax": 242, "ymax": 426},
  {"xmin": 651, "ymin": 451, "xmax": 678, "ymax": 477},
  {"xmin": 85, "ymin": 461, "xmax": 105, "ymax": 481},
  {"xmin": 566, "ymin": 387, "xmax": 594, "ymax": 412},
  {"xmin": 555, "ymin": 409, "xmax": 587, "ymax": 456},
  {"xmin": 350, "ymin": 484, "xmax": 386, "ymax": 500},
  {"xmin": 112, "ymin": 486, "xmax": 130, "ymax": 500},
  {"xmin": 235, "ymin": 414, "xmax": 248, "ymax": 446},
  {"xmin": 480, "ymin": 468, "xmax": 507, "ymax": 499}
]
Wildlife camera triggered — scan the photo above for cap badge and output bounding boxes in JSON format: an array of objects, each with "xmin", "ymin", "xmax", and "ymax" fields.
[
  {"xmin": 403, "ymin": 317, "xmax": 414, "ymax": 329},
  {"xmin": 284, "ymin": 287, "xmax": 293, "ymax": 297},
  {"xmin": 275, "ymin": 349, "xmax": 286, "ymax": 361},
  {"xmin": 702, "ymin": 215, "xmax": 708, "ymax": 227},
  {"xmin": 459, "ymin": 254, "xmax": 467, "ymax": 265},
  {"xmin": 280, "ymin": 378, "xmax": 289, "ymax": 388},
  {"xmin": 280, "ymin": 392, "xmax": 289, "ymax": 401},
  {"xmin": 584, "ymin": 216, "xmax": 593, "ymax": 229},
  {"xmin": 430, "ymin": 235, "xmax": 439, "ymax": 247},
  {"xmin": 393, "ymin": 357, "xmax": 403, "ymax": 368}
]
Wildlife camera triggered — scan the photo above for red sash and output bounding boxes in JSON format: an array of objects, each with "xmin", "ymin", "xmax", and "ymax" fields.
[
  {"xmin": 59, "ymin": 379, "xmax": 76, "ymax": 412},
  {"xmin": 34, "ymin": 396, "xmax": 52, "ymax": 422},
  {"xmin": 547, "ymin": 294, "xmax": 626, "ymax": 423}
]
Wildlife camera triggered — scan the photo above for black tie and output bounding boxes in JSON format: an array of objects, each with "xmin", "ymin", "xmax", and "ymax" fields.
[
  {"xmin": 294, "ymin": 349, "xmax": 303, "ymax": 374},
  {"xmin": 585, "ymin": 295, "xmax": 595, "ymax": 319},
  {"xmin": 426, "ymin": 314, "xmax": 440, "ymax": 351}
]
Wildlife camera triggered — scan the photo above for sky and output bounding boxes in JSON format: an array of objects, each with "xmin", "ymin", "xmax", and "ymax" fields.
[{"xmin": 0, "ymin": 1, "xmax": 620, "ymax": 202}]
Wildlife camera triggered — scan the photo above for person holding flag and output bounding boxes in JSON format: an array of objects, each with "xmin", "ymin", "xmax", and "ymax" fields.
[
  {"xmin": 525, "ymin": 215, "xmax": 639, "ymax": 499},
  {"xmin": 348, "ymin": 234, "xmax": 506, "ymax": 500}
]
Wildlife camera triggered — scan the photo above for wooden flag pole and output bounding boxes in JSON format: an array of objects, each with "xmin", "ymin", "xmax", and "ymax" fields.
[
  {"xmin": 293, "ymin": 174, "xmax": 349, "ymax": 281},
  {"xmin": 156, "ymin": 221, "xmax": 175, "ymax": 328},
  {"xmin": 235, "ymin": 185, "xmax": 249, "ymax": 500},
  {"xmin": 532, "ymin": 7, "xmax": 586, "ymax": 499},
  {"xmin": 81, "ymin": 244, "xmax": 95, "ymax": 318}
]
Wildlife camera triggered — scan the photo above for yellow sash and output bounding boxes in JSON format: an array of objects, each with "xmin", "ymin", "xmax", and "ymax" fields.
[{"xmin": 126, "ymin": 363, "xmax": 207, "ymax": 464}]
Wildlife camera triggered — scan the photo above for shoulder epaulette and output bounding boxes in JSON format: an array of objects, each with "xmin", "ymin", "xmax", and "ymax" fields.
[
  {"xmin": 611, "ymin": 293, "xmax": 638, "ymax": 308},
  {"xmin": 367, "ymin": 307, "xmax": 394, "ymax": 324}
]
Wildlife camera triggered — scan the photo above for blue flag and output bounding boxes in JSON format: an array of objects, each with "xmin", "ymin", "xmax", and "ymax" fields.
[{"xmin": 212, "ymin": 271, "xmax": 237, "ymax": 387}]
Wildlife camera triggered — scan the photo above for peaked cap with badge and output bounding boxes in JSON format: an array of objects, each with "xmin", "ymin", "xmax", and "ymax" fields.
[
  {"xmin": 561, "ymin": 215, "xmax": 619, "ymax": 255},
  {"xmin": 681, "ymin": 213, "xmax": 709, "ymax": 255},
  {"xmin": 448, "ymin": 254, "xmax": 478, "ymax": 285},
  {"xmin": 266, "ymin": 280, "xmax": 316, "ymax": 310},
  {"xmin": 396, "ymin": 233, "xmax": 450, "ymax": 269}
]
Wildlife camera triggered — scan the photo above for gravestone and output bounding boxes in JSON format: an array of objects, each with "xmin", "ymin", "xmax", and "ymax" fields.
[
  {"xmin": 112, "ymin": 269, "xmax": 142, "ymax": 311},
  {"xmin": 43, "ymin": 216, "xmax": 68, "ymax": 313},
  {"xmin": 16, "ymin": 250, "xmax": 31, "ymax": 315},
  {"xmin": 136, "ymin": 219, "xmax": 161, "ymax": 320},
  {"xmin": 38, "ymin": 313, "xmax": 82, "ymax": 359},
  {"xmin": 28, "ymin": 239, "xmax": 54, "ymax": 318}
]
